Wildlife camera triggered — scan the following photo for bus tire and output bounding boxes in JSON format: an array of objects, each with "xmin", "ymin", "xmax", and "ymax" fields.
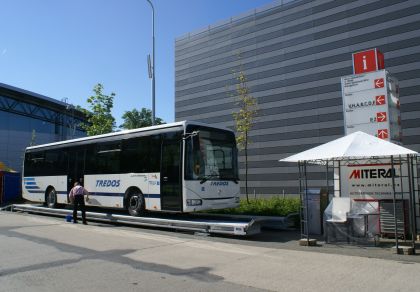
[
  {"xmin": 46, "ymin": 187, "xmax": 58, "ymax": 208},
  {"xmin": 126, "ymin": 189, "xmax": 145, "ymax": 216}
]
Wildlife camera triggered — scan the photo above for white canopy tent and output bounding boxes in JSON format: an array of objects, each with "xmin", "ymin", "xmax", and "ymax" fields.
[
  {"xmin": 280, "ymin": 131, "xmax": 417, "ymax": 163},
  {"xmin": 279, "ymin": 131, "xmax": 419, "ymax": 249}
]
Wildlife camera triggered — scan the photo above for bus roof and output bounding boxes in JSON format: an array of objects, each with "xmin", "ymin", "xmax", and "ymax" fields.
[{"xmin": 26, "ymin": 120, "xmax": 233, "ymax": 151}]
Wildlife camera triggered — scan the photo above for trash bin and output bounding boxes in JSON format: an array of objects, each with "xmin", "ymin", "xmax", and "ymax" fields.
[{"xmin": 303, "ymin": 189, "xmax": 322, "ymax": 235}]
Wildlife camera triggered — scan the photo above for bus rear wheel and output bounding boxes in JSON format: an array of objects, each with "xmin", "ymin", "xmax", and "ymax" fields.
[
  {"xmin": 126, "ymin": 190, "xmax": 145, "ymax": 216},
  {"xmin": 46, "ymin": 188, "xmax": 57, "ymax": 208}
]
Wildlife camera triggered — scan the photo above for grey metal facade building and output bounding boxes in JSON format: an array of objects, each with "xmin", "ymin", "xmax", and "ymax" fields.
[
  {"xmin": 0, "ymin": 83, "xmax": 86, "ymax": 172},
  {"xmin": 175, "ymin": 0, "xmax": 420, "ymax": 196}
]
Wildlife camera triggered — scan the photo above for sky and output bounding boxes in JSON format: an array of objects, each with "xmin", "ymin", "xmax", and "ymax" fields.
[{"xmin": 0, "ymin": 0, "xmax": 276, "ymax": 127}]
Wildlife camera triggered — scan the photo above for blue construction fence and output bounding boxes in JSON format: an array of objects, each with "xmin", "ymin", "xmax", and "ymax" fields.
[{"xmin": 0, "ymin": 171, "xmax": 21, "ymax": 205}]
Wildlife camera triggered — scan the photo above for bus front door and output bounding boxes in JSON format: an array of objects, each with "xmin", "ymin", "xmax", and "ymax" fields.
[
  {"xmin": 160, "ymin": 141, "xmax": 182, "ymax": 211},
  {"xmin": 68, "ymin": 149, "xmax": 85, "ymax": 193}
]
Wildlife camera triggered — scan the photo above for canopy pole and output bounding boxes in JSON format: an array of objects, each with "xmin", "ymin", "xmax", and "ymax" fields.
[
  {"xmin": 407, "ymin": 154, "xmax": 416, "ymax": 252},
  {"xmin": 391, "ymin": 155, "xmax": 399, "ymax": 250},
  {"xmin": 304, "ymin": 161, "xmax": 309, "ymax": 244},
  {"xmin": 338, "ymin": 159, "xmax": 341, "ymax": 197}
]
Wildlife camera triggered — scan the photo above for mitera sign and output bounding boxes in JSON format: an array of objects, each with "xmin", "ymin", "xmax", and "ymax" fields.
[
  {"xmin": 340, "ymin": 162, "xmax": 408, "ymax": 199},
  {"xmin": 352, "ymin": 48, "xmax": 385, "ymax": 74}
]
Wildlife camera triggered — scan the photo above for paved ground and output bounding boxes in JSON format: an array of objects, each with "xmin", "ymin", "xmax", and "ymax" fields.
[{"xmin": 1, "ymin": 211, "xmax": 420, "ymax": 292}]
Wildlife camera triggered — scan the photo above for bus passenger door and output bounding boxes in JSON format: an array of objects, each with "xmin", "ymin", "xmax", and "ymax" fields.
[
  {"xmin": 160, "ymin": 141, "xmax": 182, "ymax": 211},
  {"xmin": 67, "ymin": 149, "xmax": 85, "ymax": 193}
]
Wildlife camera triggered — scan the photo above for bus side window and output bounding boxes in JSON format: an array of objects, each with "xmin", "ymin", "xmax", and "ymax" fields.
[
  {"xmin": 121, "ymin": 137, "xmax": 149, "ymax": 173},
  {"xmin": 58, "ymin": 150, "xmax": 68, "ymax": 174},
  {"xmin": 25, "ymin": 152, "xmax": 45, "ymax": 176},
  {"xmin": 44, "ymin": 150, "xmax": 67, "ymax": 175},
  {"xmin": 24, "ymin": 153, "xmax": 34, "ymax": 176},
  {"xmin": 149, "ymin": 134, "xmax": 161, "ymax": 172},
  {"xmin": 84, "ymin": 144, "xmax": 96, "ymax": 174},
  {"xmin": 123, "ymin": 136, "xmax": 160, "ymax": 173},
  {"xmin": 96, "ymin": 142, "xmax": 121, "ymax": 174}
]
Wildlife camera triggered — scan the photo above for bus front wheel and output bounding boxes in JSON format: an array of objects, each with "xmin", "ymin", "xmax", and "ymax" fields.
[
  {"xmin": 126, "ymin": 189, "xmax": 145, "ymax": 217},
  {"xmin": 46, "ymin": 188, "xmax": 57, "ymax": 208}
]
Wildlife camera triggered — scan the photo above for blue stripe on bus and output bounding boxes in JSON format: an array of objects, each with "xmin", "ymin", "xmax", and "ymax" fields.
[
  {"xmin": 25, "ymin": 182, "xmax": 37, "ymax": 185},
  {"xmin": 24, "ymin": 190, "xmax": 160, "ymax": 198},
  {"xmin": 27, "ymin": 190, "xmax": 44, "ymax": 194},
  {"xmin": 90, "ymin": 192, "xmax": 125, "ymax": 197},
  {"xmin": 24, "ymin": 177, "xmax": 35, "ymax": 181},
  {"xmin": 25, "ymin": 190, "xmax": 67, "ymax": 195},
  {"xmin": 88, "ymin": 193, "xmax": 160, "ymax": 198},
  {"xmin": 25, "ymin": 186, "xmax": 40, "ymax": 190}
]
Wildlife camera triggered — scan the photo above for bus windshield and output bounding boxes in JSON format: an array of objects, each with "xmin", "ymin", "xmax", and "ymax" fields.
[{"xmin": 185, "ymin": 128, "xmax": 238, "ymax": 183}]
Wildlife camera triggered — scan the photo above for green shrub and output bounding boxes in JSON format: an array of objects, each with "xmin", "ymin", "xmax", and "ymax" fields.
[{"xmin": 208, "ymin": 197, "xmax": 300, "ymax": 217}]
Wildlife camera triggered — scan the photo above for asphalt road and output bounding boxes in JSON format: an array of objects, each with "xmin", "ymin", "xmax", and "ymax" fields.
[{"xmin": 1, "ymin": 211, "xmax": 420, "ymax": 292}]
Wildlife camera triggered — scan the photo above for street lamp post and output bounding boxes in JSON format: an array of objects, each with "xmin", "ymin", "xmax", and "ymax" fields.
[{"xmin": 146, "ymin": 0, "xmax": 155, "ymax": 125}]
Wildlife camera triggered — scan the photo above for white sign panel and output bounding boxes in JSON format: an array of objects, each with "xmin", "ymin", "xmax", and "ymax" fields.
[
  {"xmin": 389, "ymin": 107, "xmax": 400, "ymax": 125},
  {"xmin": 388, "ymin": 89, "xmax": 402, "ymax": 142},
  {"xmin": 341, "ymin": 70, "xmax": 387, "ymax": 94},
  {"xmin": 343, "ymin": 88, "xmax": 388, "ymax": 112},
  {"xmin": 346, "ymin": 122, "xmax": 391, "ymax": 139},
  {"xmin": 390, "ymin": 122, "xmax": 402, "ymax": 142},
  {"xmin": 389, "ymin": 91, "xmax": 400, "ymax": 107},
  {"xmin": 346, "ymin": 123, "xmax": 401, "ymax": 141},
  {"xmin": 342, "ymin": 69, "xmax": 401, "ymax": 142},
  {"xmin": 387, "ymin": 76, "xmax": 399, "ymax": 94},
  {"xmin": 345, "ymin": 107, "xmax": 388, "ymax": 126}
]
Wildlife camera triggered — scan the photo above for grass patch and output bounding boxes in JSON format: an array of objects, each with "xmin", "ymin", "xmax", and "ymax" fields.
[{"xmin": 208, "ymin": 197, "xmax": 300, "ymax": 217}]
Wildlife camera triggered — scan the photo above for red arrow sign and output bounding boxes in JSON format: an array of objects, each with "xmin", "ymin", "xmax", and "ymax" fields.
[
  {"xmin": 376, "ymin": 112, "xmax": 387, "ymax": 122},
  {"xmin": 375, "ymin": 95, "xmax": 386, "ymax": 105},
  {"xmin": 377, "ymin": 129, "xmax": 389, "ymax": 139},
  {"xmin": 374, "ymin": 78, "xmax": 384, "ymax": 88}
]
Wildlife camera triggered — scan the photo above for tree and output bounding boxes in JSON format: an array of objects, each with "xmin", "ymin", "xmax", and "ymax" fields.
[
  {"xmin": 119, "ymin": 108, "xmax": 164, "ymax": 130},
  {"xmin": 81, "ymin": 83, "xmax": 116, "ymax": 136},
  {"xmin": 232, "ymin": 71, "xmax": 258, "ymax": 203}
]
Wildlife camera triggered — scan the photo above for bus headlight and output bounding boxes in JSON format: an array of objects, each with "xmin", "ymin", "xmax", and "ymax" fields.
[{"xmin": 187, "ymin": 199, "xmax": 202, "ymax": 206}]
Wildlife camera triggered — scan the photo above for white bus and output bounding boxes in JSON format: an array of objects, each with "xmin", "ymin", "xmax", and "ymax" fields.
[{"xmin": 22, "ymin": 121, "xmax": 240, "ymax": 215}]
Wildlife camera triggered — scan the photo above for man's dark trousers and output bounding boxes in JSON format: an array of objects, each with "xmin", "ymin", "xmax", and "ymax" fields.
[{"xmin": 73, "ymin": 195, "xmax": 87, "ymax": 224}]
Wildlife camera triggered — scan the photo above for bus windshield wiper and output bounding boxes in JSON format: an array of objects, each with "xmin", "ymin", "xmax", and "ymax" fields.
[{"xmin": 198, "ymin": 174, "xmax": 220, "ymax": 184}]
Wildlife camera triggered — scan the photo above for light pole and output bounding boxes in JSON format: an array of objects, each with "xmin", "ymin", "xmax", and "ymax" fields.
[{"xmin": 146, "ymin": 0, "xmax": 155, "ymax": 125}]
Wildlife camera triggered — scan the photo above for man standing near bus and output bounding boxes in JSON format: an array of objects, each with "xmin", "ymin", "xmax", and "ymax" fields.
[{"xmin": 69, "ymin": 182, "xmax": 89, "ymax": 225}]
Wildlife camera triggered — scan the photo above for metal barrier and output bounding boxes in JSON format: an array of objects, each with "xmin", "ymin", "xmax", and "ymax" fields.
[{"xmin": 8, "ymin": 204, "xmax": 262, "ymax": 236}]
